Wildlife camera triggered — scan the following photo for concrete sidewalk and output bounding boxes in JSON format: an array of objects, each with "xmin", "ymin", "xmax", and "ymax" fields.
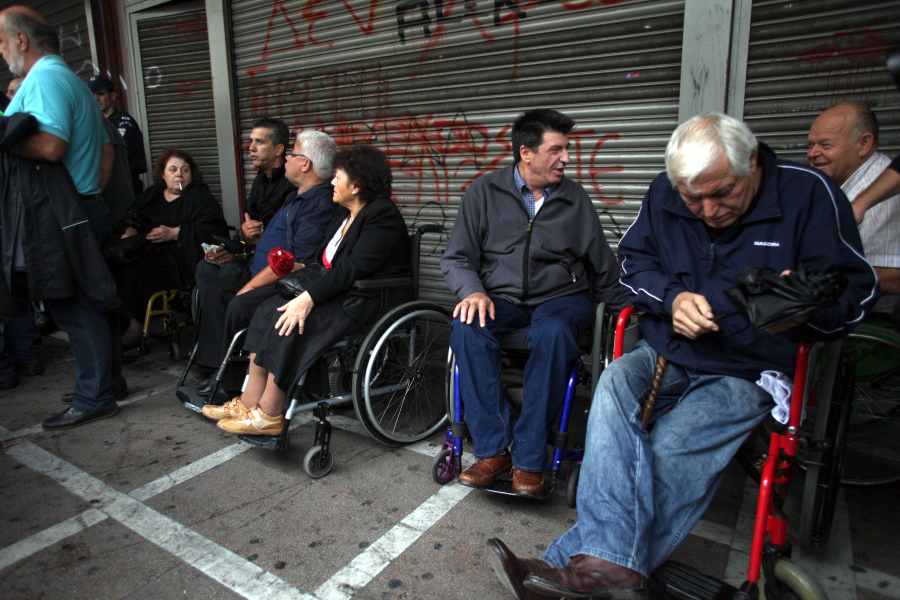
[{"xmin": 1, "ymin": 333, "xmax": 898, "ymax": 600}]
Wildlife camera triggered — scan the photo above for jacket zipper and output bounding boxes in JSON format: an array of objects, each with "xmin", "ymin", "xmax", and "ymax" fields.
[{"xmin": 523, "ymin": 219, "xmax": 533, "ymax": 299}]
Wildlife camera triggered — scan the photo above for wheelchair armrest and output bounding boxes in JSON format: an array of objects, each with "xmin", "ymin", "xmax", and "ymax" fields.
[{"xmin": 352, "ymin": 276, "xmax": 414, "ymax": 291}]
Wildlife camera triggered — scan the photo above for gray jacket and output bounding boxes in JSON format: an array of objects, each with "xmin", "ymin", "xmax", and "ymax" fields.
[{"xmin": 441, "ymin": 164, "xmax": 621, "ymax": 307}]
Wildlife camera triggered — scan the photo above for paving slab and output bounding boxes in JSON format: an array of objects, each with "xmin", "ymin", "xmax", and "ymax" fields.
[
  {"xmin": 0, "ymin": 518, "xmax": 183, "ymax": 600},
  {"xmin": 0, "ymin": 452, "xmax": 91, "ymax": 549}
]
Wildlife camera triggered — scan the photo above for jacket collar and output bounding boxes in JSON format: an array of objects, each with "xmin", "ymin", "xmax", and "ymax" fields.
[
  {"xmin": 661, "ymin": 142, "xmax": 782, "ymax": 227},
  {"xmin": 489, "ymin": 163, "xmax": 576, "ymax": 205}
]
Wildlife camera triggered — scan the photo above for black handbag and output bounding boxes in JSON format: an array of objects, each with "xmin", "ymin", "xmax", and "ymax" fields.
[
  {"xmin": 105, "ymin": 210, "xmax": 159, "ymax": 266},
  {"xmin": 275, "ymin": 264, "xmax": 327, "ymax": 298}
]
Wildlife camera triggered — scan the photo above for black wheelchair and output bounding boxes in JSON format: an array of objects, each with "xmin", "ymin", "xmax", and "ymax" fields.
[
  {"xmin": 430, "ymin": 301, "xmax": 609, "ymax": 503},
  {"xmin": 175, "ymin": 224, "xmax": 452, "ymax": 478}
]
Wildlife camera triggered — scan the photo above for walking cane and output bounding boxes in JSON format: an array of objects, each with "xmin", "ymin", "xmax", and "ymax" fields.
[{"xmin": 641, "ymin": 356, "xmax": 668, "ymax": 430}]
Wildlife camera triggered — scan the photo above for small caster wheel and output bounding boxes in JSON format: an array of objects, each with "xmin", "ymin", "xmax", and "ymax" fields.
[
  {"xmin": 431, "ymin": 448, "xmax": 456, "ymax": 484},
  {"xmin": 566, "ymin": 463, "xmax": 580, "ymax": 508},
  {"xmin": 303, "ymin": 445, "xmax": 334, "ymax": 478},
  {"xmin": 169, "ymin": 338, "xmax": 181, "ymax": 361}
]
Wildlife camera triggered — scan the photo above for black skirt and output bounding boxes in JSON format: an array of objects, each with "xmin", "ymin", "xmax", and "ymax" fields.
[{"xmin": 243, "ymin": 293, "xmax": 359, "ymax": 393}]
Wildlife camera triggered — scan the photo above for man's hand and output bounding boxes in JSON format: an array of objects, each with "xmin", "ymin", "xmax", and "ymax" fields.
[
  {"xmin": 671, "ymin": 292, "xmax": 718, "ymax": 339},
  {"xmin": 121, "ymin": 227, "xmax": 138, "ymax": 239},
  {"xmin": 453, "ymin": 292, "xmax": 494, "ymax": 327},
  {"xmin": 242, "ymin": 212, "xmax": 264, "ymax": 244},
  {"xmin": 214, "ymin": 246, "xmax": 235, "ymax": 265},
  {"xmin": 146, "ymin": 225, "xmax": 179, "ymax": 243}
]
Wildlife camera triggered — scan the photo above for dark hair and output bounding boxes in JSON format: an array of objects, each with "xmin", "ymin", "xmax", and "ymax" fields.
[
  {"xmin": 3, "ymin": 9, "xmax": 60, "ymax": 55},
  {"xmin": 511, "ymin": 109, "xmax": 575, "ymax": 162},
  {"xmin": 332, "ymin": 143, "xmax": 392, "ymax": 203},
  {"xmin": 152, "ymin": 147, "xmax": 202, "ymax": 184},
  {"xmin": 252, "ymin": 117, "xmax": 290, "ymax": 152}
]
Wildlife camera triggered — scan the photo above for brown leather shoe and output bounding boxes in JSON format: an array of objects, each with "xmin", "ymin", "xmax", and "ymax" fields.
[
  {"xmin": 459, "ymin": 453, "xmax": 512, "ymax": 488},
  {"xmin": 485, "ymin": 539, "xmax": 557, "ymax": 600},
  {"xmin": 524, "ymin": 554, "xmax": 647, "ymax": 598},
  {"xmin": 512, "ymin": 468, "xmax": 545, "ymax": 497}
]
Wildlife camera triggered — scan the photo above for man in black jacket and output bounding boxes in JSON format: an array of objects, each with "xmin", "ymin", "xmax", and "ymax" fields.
[
  {"xmin": 194, "ymin": 117, "xmax": 295, "ymax": 300},
  {"xmin": 88, "ymin": 75, "xmax": 146, "ymax": 196}
]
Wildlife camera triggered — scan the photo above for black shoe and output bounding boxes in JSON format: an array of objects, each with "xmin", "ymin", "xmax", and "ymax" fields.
[
  {"xmin": 197, "ymin": 375, "xmax": 218, "ymax": 397},
  {"xmin": 0, "ymin": 374, "xmax": 18, "ymax": 391},
  {"xmin": 62, "ymin": 385, "xmax": 128, "ymax": 403},
  {"xmin": 42, "ymin": 405, "xmax": 119, "ymax": 430},
  {"xmin": 14, "ymin": 362, "xmax": 44, "ymax": 377}
]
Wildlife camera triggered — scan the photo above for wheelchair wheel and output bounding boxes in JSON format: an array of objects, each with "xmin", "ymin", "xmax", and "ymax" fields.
[
  {"xmin": 303, "ymin": 445, "xmax": 334, "ymax": 478},
  {"xmin": 839, "ymin": 326, "xmax": 900, "ymax": 486},
  {"xmin": 431, "ymin": 448, "xmax": 456, "ymax": 484},
  {"xmin": 566, "ymin": 463, "xmax": 580, "ymax": 509},
  {"xmin": 798, "ymin": 348, "xmax": 854, "ymax": 550},
  {"xmin": 759, "ymin": 558, "xmax": 828, "ymax": 600},
  {"xmin": 353, "ymin": 302, "xmax": 452, "ymax": 446}
]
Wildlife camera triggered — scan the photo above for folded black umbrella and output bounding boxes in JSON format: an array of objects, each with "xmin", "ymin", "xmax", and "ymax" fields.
[{"xmin": 723, "ymin": 265, "xmax": 848, "ymax": 330}]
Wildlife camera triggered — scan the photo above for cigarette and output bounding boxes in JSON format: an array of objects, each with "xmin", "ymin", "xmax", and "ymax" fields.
[{"xmin": 178, "ymin": 182, "xmax": 183, "ymax": 190}]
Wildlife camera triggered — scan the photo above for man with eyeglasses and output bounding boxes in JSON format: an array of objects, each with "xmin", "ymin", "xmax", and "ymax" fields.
[{"xmin": 191, "ymin": 130, "xmax": 337, "ymax": 398}]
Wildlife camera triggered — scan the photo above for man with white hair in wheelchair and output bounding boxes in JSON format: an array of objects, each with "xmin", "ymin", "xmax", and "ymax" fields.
[{"xmin": 485, "ymin": 112, "xmax": 879, "ymax": 600}]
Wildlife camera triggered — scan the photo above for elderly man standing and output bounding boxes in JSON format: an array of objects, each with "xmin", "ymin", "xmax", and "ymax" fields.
[
  {"xmin": 441, "ymin": 108, "xmax": 621, "ymax": 497},
  {"xmin": 0, "ymin": 6, "xmax": 123, "ymax": 429},
  {"xmin": 485, "ymin": 113, "xmax": 877, "ymax": 600},
  {"xmin": 808, "ymin": 102, "xmax": 900, "ymax": 304}
]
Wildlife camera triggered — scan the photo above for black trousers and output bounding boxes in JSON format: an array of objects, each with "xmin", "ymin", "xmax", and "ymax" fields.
[{"xmin": 195, "ymin": 271, "xmax": 278, "ymax": 370}]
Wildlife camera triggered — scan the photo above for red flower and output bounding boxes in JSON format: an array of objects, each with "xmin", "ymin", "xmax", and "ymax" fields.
[{"xmin": 268, "ymin": 247, "xmax": 295, "ymax": 277}]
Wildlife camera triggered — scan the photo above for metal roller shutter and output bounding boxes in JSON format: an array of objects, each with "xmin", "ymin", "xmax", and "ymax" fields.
[
  {"xmin": 135, "ymin": 8, "xmax": 222, "ymax": 200},
  {"xmin": 0, "ymin": 0, "xmax": 93, "ymax": 90},
  {"xmin": 742, "ymin": 0, "xmax": 900, "ymax": 165},
  {"xmin": 230, "ymin": 0, "xmax": 683, "ymax": 307}
]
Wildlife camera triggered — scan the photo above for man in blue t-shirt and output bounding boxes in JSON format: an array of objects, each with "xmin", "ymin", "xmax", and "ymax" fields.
[
  {"xmin": 0, "ymin": 6, "xmax": 124, "ymax": 430},
  {"xmin": 191, "ymin": 130, "xmax": 337, "ymax": 395}
]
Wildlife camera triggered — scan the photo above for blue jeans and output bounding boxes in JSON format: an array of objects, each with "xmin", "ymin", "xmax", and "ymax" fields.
[
  {"xmin": 450, "ymin": 293, "xmax": 592, "ymax": 472},
  {"xmin": 45, "ymin": 196, "xmax": 121, "ymax": 412},
  {"xmin": 542, "ymin": 340, "xmax": 773, "ymax": 576},
  {"xmin": 0, "ymin": 305, "xmax": 42, "ymax": 377}
]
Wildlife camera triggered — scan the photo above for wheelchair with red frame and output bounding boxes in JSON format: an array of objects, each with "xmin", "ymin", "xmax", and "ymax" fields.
[{"xmin": 606, "ymin": 307, "xmax": 849, "ymax": 600}]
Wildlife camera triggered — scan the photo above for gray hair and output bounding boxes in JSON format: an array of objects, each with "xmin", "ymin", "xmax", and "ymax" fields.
[
  {"xmin": 2, "ymin": 9, "xmax": 60, "ymax": 56},
  {"xmin": 847, "ymin": 102, "xmax": 879, "ymax": 146},
  {"xmin": 297, "ymin": 130, "xmax": 337, "ymax": 180},
  {"xmin": 665, "ymin": 113, "xmax": 758, "ymax": 191}
]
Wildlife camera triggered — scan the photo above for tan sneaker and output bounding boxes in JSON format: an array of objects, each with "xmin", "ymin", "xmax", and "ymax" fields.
[
  {"xmin": 201, "ymin": 397, "xmax": 250, "ymax": 421},
  {"xmin": 217, "ymin": 407, "xmax": 284, "ymax": 435}
]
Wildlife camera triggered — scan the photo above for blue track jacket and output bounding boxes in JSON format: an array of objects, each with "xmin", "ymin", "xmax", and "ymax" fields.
[{"xmin": 618, "ymin": 144, "xmax": 879, "ymax": 380}]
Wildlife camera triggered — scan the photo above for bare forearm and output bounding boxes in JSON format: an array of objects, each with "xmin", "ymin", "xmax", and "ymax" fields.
[
  {"xmin": 9, "ymin": 131, "xmax": 68, "ymax": 162},
  {"xmin": 853, "ymin": 168, "xmax": 900, "ymax": 223},
  {"xmin": 239, "ymin": 266, "xmax": 280, "ymax": 293},
  {"xmin": 874, "ymin": 267, "xmax": 900, "ymax": 295}
]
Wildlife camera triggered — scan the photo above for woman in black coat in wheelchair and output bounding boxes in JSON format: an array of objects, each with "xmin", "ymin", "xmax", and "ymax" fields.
[
  {"xmin": 201, "ymin": 143, "xmax": 411, "ymax": 435},
  {"xmin": 110, "ymin": 148, "xmax": 228, "ymax": 347}
]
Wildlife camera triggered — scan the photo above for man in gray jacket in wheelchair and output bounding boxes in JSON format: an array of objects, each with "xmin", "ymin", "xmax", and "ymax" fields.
[
  {"xmin": 485, "ymin": 113, "xmax": 878, "ymax": 599},
  {"xmin": 441, "ymin": 108, "xmax": 621, "ymax": 497}
]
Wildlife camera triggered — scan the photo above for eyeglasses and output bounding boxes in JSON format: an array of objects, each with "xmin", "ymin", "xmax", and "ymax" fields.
[{"xmin": 284, "ymin": 152, "xmax": 308, "ymax": 160}]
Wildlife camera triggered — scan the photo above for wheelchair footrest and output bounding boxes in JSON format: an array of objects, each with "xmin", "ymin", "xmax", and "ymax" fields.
[
  {"xmin": 177, "ymin": 386, "xmax": 227, "ymax": 413},
  {"xmin": 478, "ymin": 477, "xmax": 555, "ymax": 500},
  {"xmin": 238, "ymin": 434, "xmax": 289, "ymax": 450},
  {"xmin": 650, "ymin": 561, "xmax": 737, "ymax": 600}
]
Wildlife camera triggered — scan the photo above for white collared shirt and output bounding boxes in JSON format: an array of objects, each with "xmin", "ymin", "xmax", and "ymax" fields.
[{"xmin": 843, "ymin": 152, "xmax": 900, "ymax": 268}]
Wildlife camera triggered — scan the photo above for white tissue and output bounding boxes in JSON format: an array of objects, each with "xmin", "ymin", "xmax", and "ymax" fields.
[{"xmin": 756, "ymin": 370, "xmax": 795, "ymax": 424}]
